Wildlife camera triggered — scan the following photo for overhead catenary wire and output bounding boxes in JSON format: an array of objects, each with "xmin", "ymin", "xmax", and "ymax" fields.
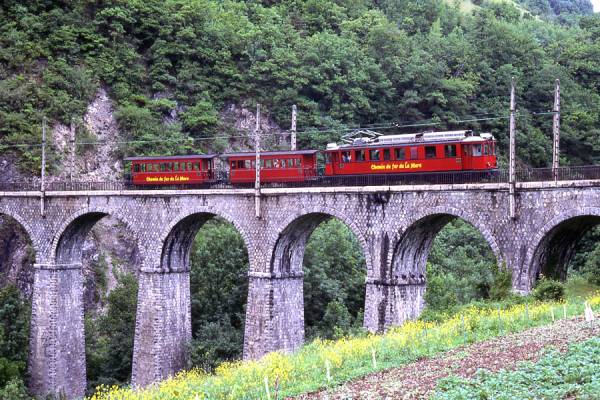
[{"xmin": 0, "ymin": 110, "xmax": 573, "ymax": 151}]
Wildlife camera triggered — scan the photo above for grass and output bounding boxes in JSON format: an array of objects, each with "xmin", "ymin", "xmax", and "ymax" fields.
[
  {"xmin": 432, "ymin": 336, "xmax": 600, "ymax": 399},
  {"xmin": 446, "ymin": 0, "xmax": 529, "ymax": 15},
  {"xmin": 565, "ymin": 275, "xmax": 600, "ymax": 300},
  {"xmin": 89, "ymin": 294, "xmax": 600, "ymax": 400}
]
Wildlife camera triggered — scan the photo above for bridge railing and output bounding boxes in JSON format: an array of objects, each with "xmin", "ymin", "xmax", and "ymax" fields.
[
  {"xmin": 516, "ymin": 166, "xmax": 600, "ymax": 182},
  {"xmin": 2, "ymin": 166, "xmax": 600, "ymax": 192}
]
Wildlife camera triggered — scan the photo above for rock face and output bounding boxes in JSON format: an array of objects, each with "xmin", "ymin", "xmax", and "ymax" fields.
[
  {"xmin": 1, "ymin": 88, "xmax": 139, "ymax": 307},
  {"xmin": 51, "ymin": 87, "xmax": 122, "ymax": 182},
  {"xmin": 0, "ymin": 216, "xmax": 34, "ymax": 297}
]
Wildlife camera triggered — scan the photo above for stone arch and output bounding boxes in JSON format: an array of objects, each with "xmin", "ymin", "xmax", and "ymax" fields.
[
  {"xmin": 524, "ymin": 207, "xmax": 600, "ymax": 288},
  {"xmin": 51, "ymin": 207, "xmax": 141, "ymax": 265},
  {"xmin": 249, "ymin": 206, "xmax": 370, "ymax": 355},
  {"xmin": 380, "ymin": 206, "xmax": 502, "ymax": 327},
  {"xmin": 265, "ymin": 205, "xmax": 372, "ymax": 275},
  {"xmin": 158, "ymin": 206, "xmax": 251, "ymax": 273},
  {"xmin": 0, "ymin": 207, "xmax": 39, "ymax": 258},
  {"xmin": 390, "ymin": 205, "xmax": 502, "ymax": 280}
]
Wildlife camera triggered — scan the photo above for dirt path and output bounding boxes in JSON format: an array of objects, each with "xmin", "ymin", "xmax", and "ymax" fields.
[{"xmin": 295, "ymin": 316, "xmax": 600, "ymax": 399}]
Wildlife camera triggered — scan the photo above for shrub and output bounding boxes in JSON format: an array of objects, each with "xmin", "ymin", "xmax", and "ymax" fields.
[
  {"xmin": 532, "ymin": 279, "xmax": 565, "ymax": 301},
  {"xmin": 489, "ymin": 265, "xmax": 513, "ymax": 301}
]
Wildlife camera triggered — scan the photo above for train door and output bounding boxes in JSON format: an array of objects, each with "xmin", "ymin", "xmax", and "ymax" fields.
[
  {"xmin": 325, "ymin": 151, "xmax": 337, "ymax": 176},
  {"xmin": 461, "ymin": 144, "xmax": 473, "ymax": 170}
]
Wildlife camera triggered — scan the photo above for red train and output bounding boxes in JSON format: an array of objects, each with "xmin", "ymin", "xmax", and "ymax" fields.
[{"xmin": 125, "ymin": 130, "xmax": 497, "ymax": 186}]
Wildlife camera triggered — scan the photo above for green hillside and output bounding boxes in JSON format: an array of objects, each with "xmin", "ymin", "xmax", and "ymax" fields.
[{"xmin": 1, "ymin": 0, "xmax": 600, "ymax": 172}]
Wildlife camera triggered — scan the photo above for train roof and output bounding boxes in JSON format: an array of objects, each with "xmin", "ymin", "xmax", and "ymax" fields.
[
  {"xmin": 223, "ymin": 150, "xmax": 319, "ymax": 158},
  {"xmin": 124, "ymin": 154, "xmax": 217, "ymax": 161}
]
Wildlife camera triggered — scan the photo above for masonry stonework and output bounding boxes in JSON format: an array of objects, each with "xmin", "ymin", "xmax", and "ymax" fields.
[{"xmin": 1, "ymin": 181, "xmax": 599, "ymax": 398}]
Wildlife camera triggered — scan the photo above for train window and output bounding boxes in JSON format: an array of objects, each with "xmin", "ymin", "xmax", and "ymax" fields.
[
  {"xmin": 394, "ymin": 148, "xmax": 405, "ymax": 160},
  {"xmin": 370, "ymin": 149, "xmax": 380, "ymax": 161},
  {"xmin": 462, "ymin": 145, "xmax": 471, "ymax": 156},
  {"xmin": 492, "ymin": 143, "xmax": 496, "ymax": 155},
  {"xmin": 230, "ymin": 161, "xmax": 236, "ymax": 169},
  {"xmin": 425, "ymin": 146, "xmax": 437, "ymax": 159},
  {"xmin": 174, "ymin": 163, "xmax": 179, "ymax": 172},
  {"xmin": 483, "ymin": 144, "xmax": 489, "ymax": 155},
  {"xmin": 159, "ymin": 163, "xmax": 165, "ymax": 172},
  {"xmin": 473, "ymin": 144, "xmax": 482, "ymax": 156},
  {"xmin": 140, "ymin": 164, "xmax": 146, "ymax": 172},
  {"xmin": 265, "ymin": 159, "xmax": 273, "ymax": 168},
  {"xmin": 410, "ymin": 147, "xmax": 418, "ymax": 160},
  {"xmin": 244, "ymin": 160, "xmax": 251, "ymax": 169},
  {"xmin": 383, "ymin": 149, "xmax": 391, "ymax": 161},
  {"xmin": 181, "ymin": 162, "xmax": 187, "ymax": 171},
  {"xmin": 355, "ymin": 150, "xmax": 365, "ymax": 161},
  {"xmin": 444, "ymin": 145, "xmax": 457, "ymax": 158},
  {"xmin": 133, "ymin": 164, "xmax": 140, "ymax": 173},
  {"xmin": 326, "ymin": 153, "xmax": 332, "ymax": 164},
  {"xmin": 342, "ymin": 151, "xmax": 352, "ymax": 163},
  {"xmin": 296, "ymin": 158, "xmax": 301, "ymax": 167},
  {"xmin": 168, "ymin": 163, "xmax": 173, "ymax": 172}
]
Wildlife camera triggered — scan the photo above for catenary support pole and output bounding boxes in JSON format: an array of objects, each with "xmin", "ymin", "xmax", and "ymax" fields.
[
  {"xmin": 70, "ymin": 120, "xmax": 75, "ymax": 183},
  {"xmin": 255, "ymin": 103, "xmax": 261, "ymax": 219},
  {"xmin": 40, "ymin": 117, "xmax": 46, "ymax": 217},
  {"xmin": 552, "ymin": 79, "xmax": 561, "ymax": 181},
  {"xmin": 509, "ymin": 77, "xmax": 517, "ymax": 219},
  {"xmin": 291, "ymin": 104, "xmax": 297, "ymax": 151}
]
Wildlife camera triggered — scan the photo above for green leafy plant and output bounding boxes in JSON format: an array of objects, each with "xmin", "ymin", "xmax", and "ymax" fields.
[{"xmin": 533, "ymin": 278, "xmax": 565, "ymax": 301}]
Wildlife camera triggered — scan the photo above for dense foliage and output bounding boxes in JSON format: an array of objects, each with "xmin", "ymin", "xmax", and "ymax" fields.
[
  {"xmin": 432, "ymin": 336, "xmax": 600, "ymax": 399},
  {"xmin": 0, "ymin": 286, "xmax": 31, "ymax": 399},
  {"xmin": 86, "ymin": 272, "xmax": 138, "ymax": 391},
  {"xmin": 1, "ymin": 0, "xmax": 600, "ymax": 172}
]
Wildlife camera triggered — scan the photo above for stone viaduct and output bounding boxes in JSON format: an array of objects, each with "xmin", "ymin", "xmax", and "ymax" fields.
[{"xmin": 1, "ymin": 179, "xmax": 599, "ymax": 398}]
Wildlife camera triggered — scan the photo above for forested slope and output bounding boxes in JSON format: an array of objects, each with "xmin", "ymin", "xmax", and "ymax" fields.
[{"xmin": 1, "ymin": 0, "xmax": 600, "ymax": 171}]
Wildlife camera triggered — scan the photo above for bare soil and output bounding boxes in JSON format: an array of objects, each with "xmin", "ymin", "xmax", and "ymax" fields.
[{"xmin": 294, "ymin": 315, "xmax": 600, "ymax": 400}]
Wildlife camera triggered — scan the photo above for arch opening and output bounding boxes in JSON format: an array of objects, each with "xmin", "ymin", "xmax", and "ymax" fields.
[
  {"xmin": 53, "ymin": 211, "xmax": 142, "ymax": 395},
  {"xmin": 158, "ymin": 213, "xmax": 250, "ymax": 372},
  {"xmin": 270, "ymin": 212, "xmax": 367, "ymax": 342},
  {"xmin": 530, "ymin": 215, "xmax": 600, "ymax": 286},
  {"xmin": 391, "ymin": 213, "xmax": 500, "ymax": 321}
]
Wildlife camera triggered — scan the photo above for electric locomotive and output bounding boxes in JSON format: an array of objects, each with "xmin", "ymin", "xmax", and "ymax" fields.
[{"xmin": 324, "ymin": 130, "xmax": 497, "ymax": 177}]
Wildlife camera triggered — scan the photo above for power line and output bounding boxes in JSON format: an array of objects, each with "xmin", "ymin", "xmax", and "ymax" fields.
[{"xmin": 0, "ymin": 110, "xmax": 578, "ymax": 150}]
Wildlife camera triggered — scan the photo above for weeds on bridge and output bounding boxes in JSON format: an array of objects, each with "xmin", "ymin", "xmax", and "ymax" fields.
[{"xmin": 89, "ymin": 295, "xmax": 600, "ymax": 400}]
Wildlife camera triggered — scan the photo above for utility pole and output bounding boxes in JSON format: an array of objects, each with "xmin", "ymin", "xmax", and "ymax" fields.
[
  {"xmin": 70, "ymin": 120, "xmax": 76, "ymax": 183},
  {"xmin": 291, "ymin": 104, "xmax": 297, "ymax": 151},
  {"xmin": 509, "ymin": 77, "xmax": 517, "ymax": 219},
  {"xmin": 552, "ymin": 79, "xmax": 560, "ymax": 181},
  {"xmin": 254, "ymin": 103, "xmax": 261, "ymax": 219},
  {"xmin": 40, "ymin": 117, "xmax": 47, "ymax": 217}
]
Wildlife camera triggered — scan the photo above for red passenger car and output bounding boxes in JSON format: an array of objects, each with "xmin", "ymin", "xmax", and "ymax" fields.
[
  {"xmin": 324, "ymin": 130, "xmax": 497, "ymax": 176},
  {"xmin": 224, "ymin": 150, "xmax": 318, "ymax": 184},
  {"xmin": 125, "ymin": 154, "xmax": 216, "ymax": 185}
]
